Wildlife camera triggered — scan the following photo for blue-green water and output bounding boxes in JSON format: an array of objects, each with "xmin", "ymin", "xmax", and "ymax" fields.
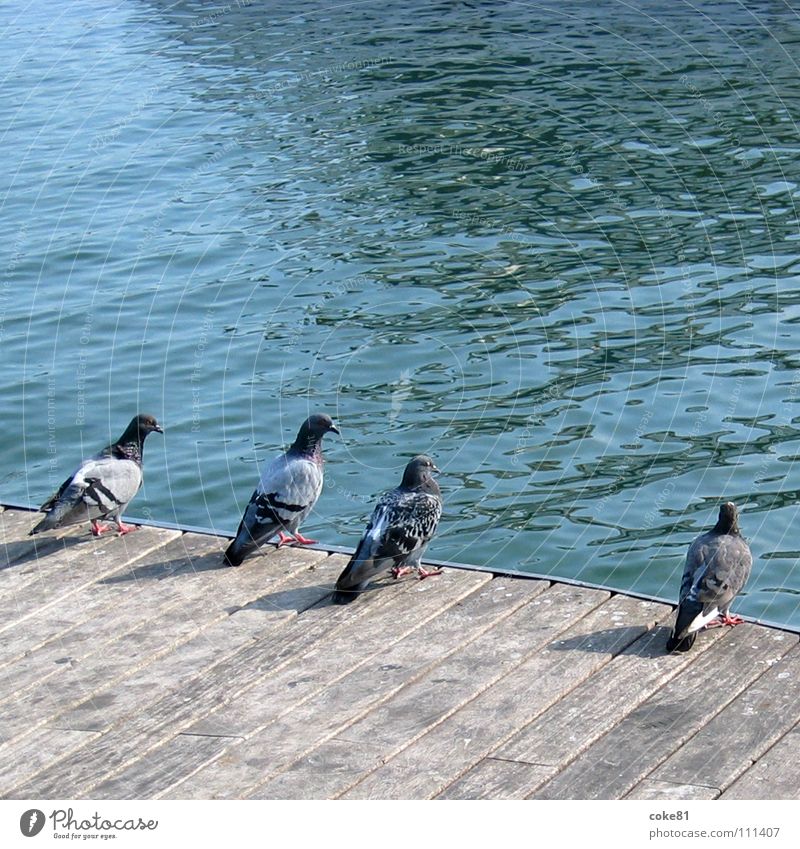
[{"xmin": 2, "ymin": 0, "xmax": 800, "ymax": 627}]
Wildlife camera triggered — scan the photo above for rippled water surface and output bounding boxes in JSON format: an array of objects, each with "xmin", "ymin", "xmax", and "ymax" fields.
[{"xmin": 3, "ymin": 0, "xmax": 800, "ymax": 627}]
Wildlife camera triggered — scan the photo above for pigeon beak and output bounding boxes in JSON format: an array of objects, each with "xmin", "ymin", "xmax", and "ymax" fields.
[
  {"xmin": 329, "ymin": 424, "xmax": 340, "ymax": 435},
  {"xmin": 431, "ymin": 464, "xmax": 440, "ymax": 474},
  {"xmin": 154, "ymin": 424, "xmax": 164, "ymax": 434}
]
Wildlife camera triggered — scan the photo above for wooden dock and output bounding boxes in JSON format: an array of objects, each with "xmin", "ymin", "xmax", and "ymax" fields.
[{"xmin": 1, "ymin": 503, "xmax": 798, "ymax": 801}]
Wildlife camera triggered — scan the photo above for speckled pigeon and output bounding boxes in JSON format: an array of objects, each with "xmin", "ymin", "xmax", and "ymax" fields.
[
  {"xmin": 223, "ymin": 413, "xmax": 339, "ymax": 567},
  {"xmin": 30, "ymin": 413, "xmax": 163, "ymax": 537},
  {"xmin": 332, "ymin": 454, "xmax": 443, "ymax": 604},
  {"xmin": 666, "ymin": 501, "xmax": 752, "ymax": 652}
]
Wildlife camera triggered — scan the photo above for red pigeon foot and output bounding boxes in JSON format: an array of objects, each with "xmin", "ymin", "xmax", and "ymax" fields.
[
  {"xmin": 291, "ymin": 531, "xmax": 318, "ymax": 545},
  {"xmin": 705, "ymin": 613, "xmax": 745, "ymax": 629},
  {"xmin": 276, "ymin": 531, "xmax": 318, "ymax": 548}
]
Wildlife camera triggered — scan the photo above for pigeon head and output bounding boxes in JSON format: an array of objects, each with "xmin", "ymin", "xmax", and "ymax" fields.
[
  {"xmin": 112, "ymin": 414, "xmax": 163, "ymax": 462},
  {"xmin": 117, "ymin": 413, "xmax": 164, "ymax": 446},
  {"xmin": 136, "ymin": 413, "xmax": 164, "ymax": 436},
  {"xmin": 400, "ymin": 454, "xmax": 440, "ymax": 490},
  {"xmin": 291, "ymin": 413, "xmax": 340, "ymax": 455},
  {"xmin": 715, "ymin": 501, "xmax": 740, "ymax": 534}
]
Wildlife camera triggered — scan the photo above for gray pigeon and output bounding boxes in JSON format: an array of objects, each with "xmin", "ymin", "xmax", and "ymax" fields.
[
  {"xmin": 667, "ymin": 501, "xmax": 752, "ymax": 652},
  {"xmin": 30, "ymin": 413, "xmax": 163, "ymax": 537},
  {"xmin": 332, "ymin": 455, "xmax": 443, "ymax": 605},
  {"xmin": 223, "ymin": 413, "xmax": 339, "ymax": 567}
]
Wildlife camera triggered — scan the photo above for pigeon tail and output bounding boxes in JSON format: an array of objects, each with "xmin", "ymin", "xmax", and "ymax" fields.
[
  {"xmin": 223, "ymin": 539, "xmax": 250, "ymax": 568},
  {"xmin": 666, "ymin": 630, "xmax": 697, "ymax": 653},
  {"xmin": 29, "ymin": 519, "xmax": 48, "ymax": 536},
  {"xmin": 332, "ymin": 548, "xmax": 374, "ymax": 603},
  {"xmin": 331, "ymin": 585, "xmax": 368, "ymax": 605},
  {"xmin": 667, "ymin": 599, "xmax": 706, "ymax": 652},
  {"xmin": 30, "ymin": 493, "xmax": 82, "ymax": 535}
]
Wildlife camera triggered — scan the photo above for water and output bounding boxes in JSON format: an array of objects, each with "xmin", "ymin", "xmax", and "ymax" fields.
[{"xmin": 2, "ymin": 0, "xmax": 800, "ymax": 628}]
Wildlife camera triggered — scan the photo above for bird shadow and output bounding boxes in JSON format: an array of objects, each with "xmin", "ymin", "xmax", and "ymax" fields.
[
  {"xmin": 233, "ymin": 583, "xmax": 337, "ymax": 615},
  {"xmin": 0, "ymin": 534, "xmax": 87, "ymax": 570},
  {"xmin": 236, "ymin": 571, "xmax": 412, "ymax": 614},
  {"xmin": 98, "ymin": 549, "xmax": 229, "ymax": 584},
  {"xmin": 549, "ymin": 624, "xmax": 672, "ymax": 658}
]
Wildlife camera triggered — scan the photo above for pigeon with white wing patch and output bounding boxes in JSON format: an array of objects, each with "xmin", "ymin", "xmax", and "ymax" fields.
[
  {"xmin": 666, "ymin": 501, "xmax": 752, "ymax": 653},
  {"xmin": 223, "ymin": 413, "xmax": 339, "ymax": 567},
  {"xmin": 30, "ymin": 413, "xmax": 163, "ymax": 537},
  {"xmin": 332, "ymin": 454, "xmax": 443, "ymax": 604}
]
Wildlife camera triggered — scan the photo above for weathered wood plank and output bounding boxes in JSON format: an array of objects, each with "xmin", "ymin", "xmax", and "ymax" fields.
[
  {"xmin": 3, "ymin": 502, "xmax": 799, "ymax": 803},
  {"xmin": 0, "ymin": 539, "xmax": 326, "ymax": 710},
  {"xmin": 720, "ymin": 728, "xmax": 800, "ymax": 799},
  {"xmin": 0, "ymin": 531, "xmax": 218, "ymax": 682},
  {"xmin": 0, "ymin": 510, "xmax": 92, "ymax": 580},
  {"xmin": 0, "ymin": 533, "xmax": 230, "ymax": 742},
  {"xmin": 631, "ymin": 644, "xmax": 800, "ymax": 796},
  {"xmin": 90, "ymin": 734, "xmax": 237, "ymax": 801},
  {"xmin": 532, "ymin": 624, "xmax": 796, "ymax": 799},
  {"xmin": 0, "ymin": 547, "xmax": 332, "ymax": 749},
  {"xmin": 0, "ymin": 509, "xmax": 40, "ymax": 547},
  {"xmin": 0, "ymin": 525, "xmax": 181, "ymax": 643},
  {"xmin": 160, "ymin": 573, "xmax": 538, "ymax": 799},
  {"xmin": 252, "ymin": 586, "xmax": 615, "ymax": 800},
  {"xmin": 478, "ymin": 611, "xmax": 724, "ymax": 797},
  {"xmin": 625, "ymin": 779, "xmax": 720, "ymax": 800},
  {"xmin": 78, "ymin": 570, "xmax": 496, "ymax": 800},
  {"xmin": 7, "ymin": 557, "xmax": 474, "ymax": 797},
  {"xmin": 0, "ymin": 509, "xmax": 176, "ymax": 594},
  {"xmin": 340, "ymin": 593, "xmax": 662, "ymax": 800},
  {"xmin": 0, "ymin": 554, "xmax": 340, "ymax": 797},
  {"xmin": 51, "ymin": 549, "xmax": 335, "ymax": 734},
  {"xmin": 0, "ymin": 727, "xmax": 102, "ymax": 791},
  {"xmin": 183, "ymin": 572, "xmax": 526, "ymax": 739},
  {"xmin": 437, "ymin": 757, "xmax": 552, "ymax": 800}
]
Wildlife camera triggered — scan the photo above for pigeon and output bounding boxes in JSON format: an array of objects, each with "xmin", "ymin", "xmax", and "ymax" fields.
[
  {"xmin": 223, "ymin": 413, "xmax": 339, "ymax": 567},
  {"xmin": 666, "ymin": 501, "xmax": 753, "ymax": 653},
  {"xmin": 30, "ymin": 413, "xmax": 163, "ymax": 537},
  {"xmin": 332, "ymin": 454, "xmax": 443, "ymax": 605}
]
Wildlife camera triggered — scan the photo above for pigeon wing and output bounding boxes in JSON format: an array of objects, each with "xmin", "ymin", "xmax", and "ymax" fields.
[
  {"xmin": 693, "ymin": 535, "xmax": 752, "ymax": 615},
  {"xmin": 380, "ymin": 490, "xmax": 442, "ymax": 568}
]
